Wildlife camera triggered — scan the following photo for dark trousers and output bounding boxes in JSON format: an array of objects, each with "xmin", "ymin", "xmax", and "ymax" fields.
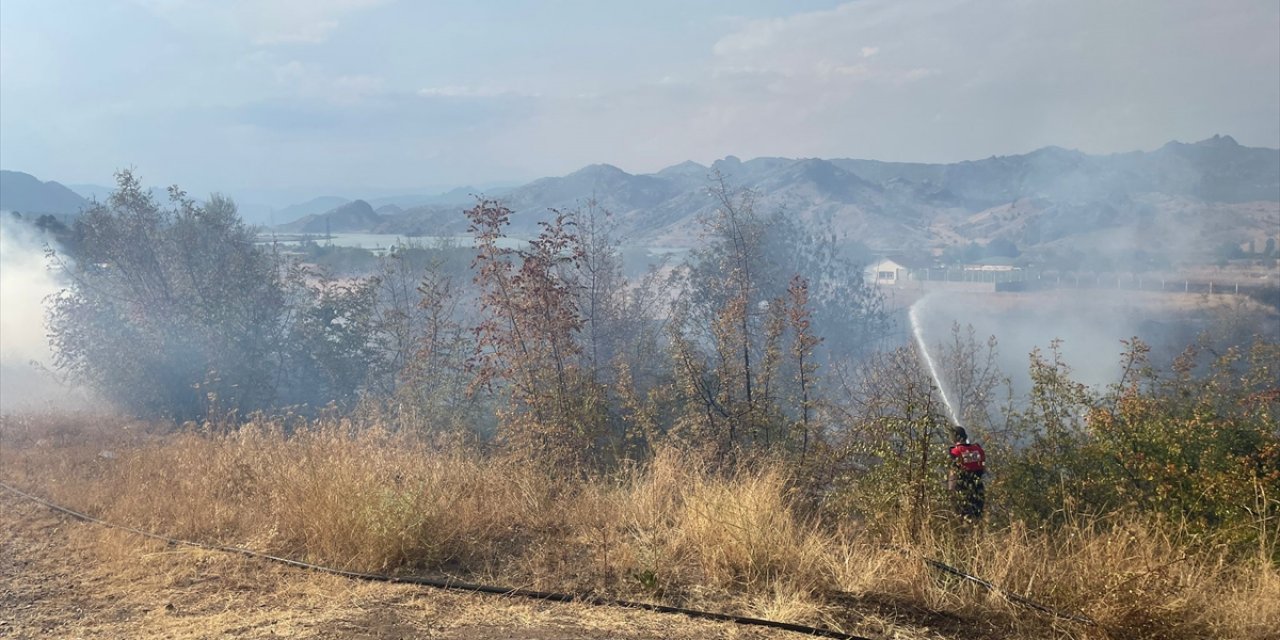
[{"xmin": 955, "ymin": 471, "xmax": 985, "ymax": 520}]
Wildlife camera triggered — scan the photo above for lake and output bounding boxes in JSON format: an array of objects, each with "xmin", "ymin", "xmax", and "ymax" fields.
[
  {"xmin": 255, "ymin": 232, "xmax": 525, "ymax": 254},
  {"xmin": 256, "ymin": 232, "xmax": 691, "ymax": 260}
]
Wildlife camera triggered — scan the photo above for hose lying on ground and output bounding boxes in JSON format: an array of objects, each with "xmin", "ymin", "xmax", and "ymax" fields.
[
  {"xmin": 907, "ymin": 550, "xmax": 1098, "ymax": 626},
  {"xmin": 0, "ymin": 480, "xmax": 871, "ymax": 640},
  {"xmin": 2, "ymin": 480, "xmax": 1098, "ymax": 636}
]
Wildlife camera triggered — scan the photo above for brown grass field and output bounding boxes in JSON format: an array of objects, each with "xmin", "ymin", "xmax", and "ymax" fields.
[{"xmin": 2, "ymin": 412, "xmax": 1277, "ymax": 639}]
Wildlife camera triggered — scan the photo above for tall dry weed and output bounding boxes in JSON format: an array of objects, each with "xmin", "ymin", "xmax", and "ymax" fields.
[{"xmin": 3, "ymin": 412, "xmax": 1278, "ymax": 638}]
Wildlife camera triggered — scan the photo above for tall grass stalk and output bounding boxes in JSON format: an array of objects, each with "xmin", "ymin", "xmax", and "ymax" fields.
[{"xmin": 2, "ymin": 412, "xmax": 1276, "ymax": 639}]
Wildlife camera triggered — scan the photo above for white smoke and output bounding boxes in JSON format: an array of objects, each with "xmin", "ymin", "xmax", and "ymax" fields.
[
  {"xmin": 0, "ymin": 214, "xmax": 94, "ymax": 411},
  {"xmin": 912, "ymin": 290, "xmax": 1194, "ymax": 401}
]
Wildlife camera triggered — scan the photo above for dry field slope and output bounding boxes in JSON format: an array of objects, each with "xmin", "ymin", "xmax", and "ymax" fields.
[
  {"xmin": 0, "ymin": 489, "xmax": 820, "ymax": 640},
  {"xmin": 3, "ymin": 413, "xmax": 1275, "ymax": 640}
]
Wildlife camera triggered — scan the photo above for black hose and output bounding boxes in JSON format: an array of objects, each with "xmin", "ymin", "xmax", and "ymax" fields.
[
  {"xmin": 920, "ymin": 557, "xmax": 1098, "ymax": 626},
  {"xmin": 0, "ymin": 480, "xmax": 873, "ymax": 640},
  {"xmin": 883, "ymin": 544, "xmax": 1098, "ymax": 626}
]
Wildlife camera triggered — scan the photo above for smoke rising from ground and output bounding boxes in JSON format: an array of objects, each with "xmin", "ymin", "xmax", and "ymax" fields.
[
  {"xmin": 910, "ymin": 289, "xmax": 1261, "ymax": 405},
  {"xmin": 0, "ymin": 215, "xmax": 95, "ymax": 411}
]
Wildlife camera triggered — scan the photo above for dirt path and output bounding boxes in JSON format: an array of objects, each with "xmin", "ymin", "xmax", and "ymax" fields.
[{"xmin": 0, "ymin": 490, "xmax": 806, "ymax": 640}]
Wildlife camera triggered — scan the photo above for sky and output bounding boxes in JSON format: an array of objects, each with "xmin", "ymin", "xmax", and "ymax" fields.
[{"xmin": 1, "ymin": 0, "xmax": 1278, "ymax": 202}]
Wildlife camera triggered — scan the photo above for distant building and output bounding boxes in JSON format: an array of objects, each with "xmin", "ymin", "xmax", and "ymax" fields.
[
  {"xmin": 962, "ymin": 257, "xmax": 1020, "ymax": 272},
  {"xmin": 867, "ymin": 255, "xmax": 933, "ymax": 285}
]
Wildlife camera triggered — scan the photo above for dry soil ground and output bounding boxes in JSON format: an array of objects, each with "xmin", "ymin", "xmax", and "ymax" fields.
[{"xmin": 0, "ymin": 489, "xmax": 821, "ymax": 640}]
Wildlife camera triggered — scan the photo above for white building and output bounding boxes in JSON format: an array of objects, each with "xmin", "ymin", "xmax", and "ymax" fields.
[{"xmin": 867, "ymin": 256, "xmax": 931, "ymax": 285}]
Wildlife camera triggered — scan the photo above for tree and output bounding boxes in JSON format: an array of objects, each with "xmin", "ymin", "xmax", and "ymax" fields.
[
  {"xmin": 983, "ymin": 238, "xmax": 1020, "ymax": 259},
  {"xmin": 936, "ymin": 323, "xmax": 1006, "ymax": 432},
  {"xmin": 49, "ymin": 171, "xmax": 283, "ymax": 420},
  {"xmin": 830, "ymin": 346, "xmax": 951, "ymax": 535},
  {"xmin": 788, "ymin": 276, "xmax": 822, "ymax": 462},
  {"xmin": 467, "ymin": 200, "xmax": 604, "ymax": 466},
  {"xmin": 567, "ymin": 199, "xmax": 675, "ymax": 460},
  {"xmin": 367, "ymin": 245, "xmax": 480, "ymax": 434},
  {"xmin": 573, "ymin": 199, "xmax": 627, "ymax": 382},
  {"xmin": 1214, "ymin": 241, "xmax": 1245, "ymax": 261},
  {"xmin": 671, "ymin": 177, "xmax": 888, "ymax": 458},
  {"xmin": 994, "ymin": 336, "xmax": 1279, "ymax": 555},
  {"xmin": 672, "ymin": 178, "xmax": 771, "ymax": 454},
  {"xmin": 275, "ymin": 265, "xmax": 382, "ymax": 410},
  {"xmin": 996, "ymin": 340, "xmax": 1099, "ymax": 523},
  {"xmin": 776, "ymin": 224, "xmax": 889, "ymax": 363}
]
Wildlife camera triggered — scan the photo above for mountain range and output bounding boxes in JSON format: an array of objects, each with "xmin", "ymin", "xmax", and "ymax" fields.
[
  {"xmin": 5, "ymin": 135, "xmax": 1277, "ymax": 260},
  {"xmin": 278, "ymin": 135, "xmax": 1279, "ymax": 260},
  {"xmin": 0, "ymin": 171, "xmax": 89, "ymax": 216}
]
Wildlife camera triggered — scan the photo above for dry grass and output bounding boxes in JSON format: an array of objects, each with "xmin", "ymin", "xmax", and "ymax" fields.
[
  {"xmin": 1, "ymin": 490, "xmax": 780, "ymax": 640},
  {"xmin": 3, "ymin": 411, "xmax": 1277, "ymax": 639}
]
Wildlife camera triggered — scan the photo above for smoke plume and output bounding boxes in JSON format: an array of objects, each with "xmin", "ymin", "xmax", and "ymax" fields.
[{"xmin": 0, "ymin": 215, "xmax": 95, "ymax": 411}]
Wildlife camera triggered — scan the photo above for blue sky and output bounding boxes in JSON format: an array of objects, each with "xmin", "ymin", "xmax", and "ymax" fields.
[{"xmin": 1, "ymin": 0, "xmax": 1277, "ymax": 201}]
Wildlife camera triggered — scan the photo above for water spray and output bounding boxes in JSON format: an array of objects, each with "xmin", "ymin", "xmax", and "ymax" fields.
[{"xmin": 909, "ymin": 296, "xmax": 961, "ymax": 427}]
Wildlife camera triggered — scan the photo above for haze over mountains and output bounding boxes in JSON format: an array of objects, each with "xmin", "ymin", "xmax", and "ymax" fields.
[
  {"xmin": 0, "ymin": 171, "xmax": 88, "ymax": 216},
  {"xmin": 5, "ymin": 135, "xmax": 1277, "ymax": 259},
  {"xmin": 271, "ymin": 135, "xmax": 1280, "ymax": 260}
]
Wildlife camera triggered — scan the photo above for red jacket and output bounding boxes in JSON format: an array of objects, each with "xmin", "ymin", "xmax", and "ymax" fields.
[{"xmin": 950, "ymin": 442, "xmax": 986, "ymax": 474}]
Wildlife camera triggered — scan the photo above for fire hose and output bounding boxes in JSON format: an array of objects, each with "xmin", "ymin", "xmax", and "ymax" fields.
[
  {"xmin": 1, "ymin": 479, "xmax": 1098, "ymax": 637},
  {"xmin": 0, "ymin": 480, "xmax": 871, "ymax": 640}
]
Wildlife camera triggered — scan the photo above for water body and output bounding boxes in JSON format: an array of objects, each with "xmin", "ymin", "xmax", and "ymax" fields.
[
  {"xmin": 256, "ymin": 233, "xmax": 690, "ymax": 277},
  {"xmin": 256, "ymin": 232, "xmax": 525, "ymax": 254},
  {"xmin": 259, "ymin": 232, "xmax": 691, "ymax": 251}
]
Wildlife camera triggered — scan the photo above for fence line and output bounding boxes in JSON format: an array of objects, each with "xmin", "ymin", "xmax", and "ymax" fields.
[{"xmin": 901, "ymin": 269, "xmax": 1263, "ymax": 296}]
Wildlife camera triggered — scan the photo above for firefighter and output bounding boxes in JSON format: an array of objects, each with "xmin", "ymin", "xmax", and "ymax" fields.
[{"xmin": 948, "ymin": 426, "xmax": 986, "ymax": 521}]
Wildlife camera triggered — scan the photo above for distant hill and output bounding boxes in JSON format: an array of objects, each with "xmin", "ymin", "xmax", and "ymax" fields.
[
  {"xmin": 279, "ymin": 199, "xmax": 384, "ymax": 234},
  {"xmin": 66, "ymin": 183, "xmax": 116, "ymax": 202},
  {"xmin": 273, "ymin": 135, "xmax": 1279, "ymax": 262},
  {"xmin": 269, "ymin": 187, "xmax": 500, "ymax": 230},
  {"xmin": 0, "ymin": 171, "xmax": 89, "ymax": 216},
  {"xmin": 829, "ymin": 134, "xmax": 1280, "ymax": 210},
  {"xmin": 365, "ymin": 188, "xmax": 480, "ymax": 209},
  {"xmin": 68, "ymin": 182, "xmax": 184, "ymax": 208},
  {"xmin": 276, "ymin": 196, "xmax": 352, "ymax": 223}
]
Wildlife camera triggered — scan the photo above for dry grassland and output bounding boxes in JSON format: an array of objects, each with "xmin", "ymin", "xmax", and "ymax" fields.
[{"xmin": 2, "ymin": 412, "xmax": 1277, "ymax": 639}]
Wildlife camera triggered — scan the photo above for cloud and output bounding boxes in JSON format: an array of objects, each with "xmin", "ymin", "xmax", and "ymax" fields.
[
  {"xmin": 712, "ymin": 1, "xmax": 954, "ymax": 80},
  {"xmin": 687, "ymin": 0, "xmax": 1280, "ymax": 161},
  {"xmin": 417, "ymin": 86, "xmax": 529, "ymax": 99},
  {"xmin": 261, "ymin": 59, "xmax": 389, "ymax": 108},
  {"xmin": 4, "ymin": 0, "xmax": 1275, "ymax": 192},
  {"xmin": 489, "ymin": 0, "xmax": 1277, "ymax": 178},
  {"xmin": 133, "ymin": 0, "xmax": 388, "ymax": 45}
]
